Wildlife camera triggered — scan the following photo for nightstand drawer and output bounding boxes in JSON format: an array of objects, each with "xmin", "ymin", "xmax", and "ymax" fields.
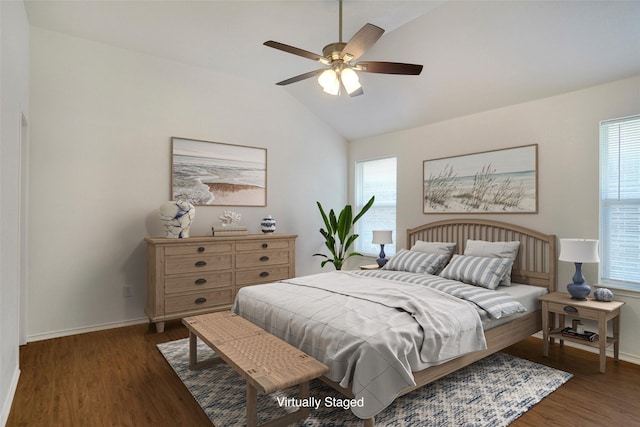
[
  {"xmin": 165, "ymin": 289, "xmax": 233, "ymax": 314},
  {"xmin": 546, "ymin": 301, "xmax": 600, "ymax": 320}
]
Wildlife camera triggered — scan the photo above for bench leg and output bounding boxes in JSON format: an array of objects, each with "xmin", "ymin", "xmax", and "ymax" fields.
[
  {"xmin": 246, "ymin": 381, "xmax": 313, "ymax": 427},
  {"xmin": 188, "ymin": 331, "xmax": 197, "ymax": 370},
  {"xmin": 247, "ymin": 383, "xmax": 258, "ymax": 427},
  {"xmin": 188, "ymin": 331, "xmax": 225, "ymax": 371}
]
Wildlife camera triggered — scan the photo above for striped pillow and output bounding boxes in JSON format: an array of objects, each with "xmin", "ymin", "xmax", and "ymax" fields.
[
  {"xmin": 410, "ymin": 240, "xmax": 457, "ymax": 256},
  {"xmin": 464, "ymin": 240, "xmax": 520, "ymax": 286},
  {"xmin": 383, "ymin": 249, "xmax": 449, "ymax": 275},
  {"xmin": 439, "ymin": 254, "xmax": 514, "ymax": 290}
]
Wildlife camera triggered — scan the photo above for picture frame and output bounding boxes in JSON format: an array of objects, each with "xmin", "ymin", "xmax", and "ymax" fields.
[
  {"xmin": 423, "ymin": 144, "xmax": 538, "ymax": 214},
  {"xmin": 171, "ymin": 137, "xmax": 267, "ymax": 206}
]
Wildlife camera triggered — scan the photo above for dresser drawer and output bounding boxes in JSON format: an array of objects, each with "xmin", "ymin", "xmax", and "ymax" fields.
[
  {"xmin": 165, "ymin": 242, "xmax": 233, "ymax": 256},
  {"xmin": 165, "ymin": 271, "xmax": 233, "ymax": 294},
  {"xmin": 236, "ymin": 265, "xmax": 291, "ymax": 286},
  {"xmin": 236, "ymin": 240, "xmax": 291, "ymax": 252},
  {"xmin": 546, "ymin": 301, "xmax": 600, "ymax": 320},
  {"xmin": 235, "ymin": 250, "xmax": 289, "ymax": 268},
  {"xmin": 165, "ymin": 254, "xmax": 233, "ymax": 275},
  {"xmin": 165, "ymin": 289, "xmax": 234, "ymax": 314}
]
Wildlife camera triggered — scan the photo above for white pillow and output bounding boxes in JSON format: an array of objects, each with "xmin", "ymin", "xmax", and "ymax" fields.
[
  {"xmin": 439, "ymin": 254, "xmax": 514, "ymax": 290},
  {"xmin": 410, "ymin": 240, "xmax": 457, "ymax": 256},
  {"xmin": 463, "ymin": 240, "xmax": 520, "ymax": 286}
]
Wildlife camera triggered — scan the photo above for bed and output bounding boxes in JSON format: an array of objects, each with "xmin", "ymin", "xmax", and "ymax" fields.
[{"xmin": 232, "ymin": 219, "xmax": 556, "ymax": 426}]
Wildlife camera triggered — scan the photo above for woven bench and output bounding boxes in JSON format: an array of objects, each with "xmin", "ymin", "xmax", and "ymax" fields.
[{"xmin": 182, "ymin": 311, "xmax": 329, "ymax": 427}]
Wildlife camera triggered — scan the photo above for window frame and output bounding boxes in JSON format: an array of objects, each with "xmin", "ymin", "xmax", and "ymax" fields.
[
  {"xmin": 354, "ymin": 156, "xmax": 397, "ymax": 258},
  {"xmin": 599, "ymin": 114, "xmax": 640, "ymax": 292}
]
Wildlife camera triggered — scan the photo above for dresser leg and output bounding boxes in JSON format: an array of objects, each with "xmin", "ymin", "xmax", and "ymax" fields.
[{"xmin": 155, "ymin": 321, "xmax": 165, "ymax": 333}]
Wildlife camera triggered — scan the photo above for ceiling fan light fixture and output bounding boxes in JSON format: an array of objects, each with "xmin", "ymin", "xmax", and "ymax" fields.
[
  {"xmin": 318, "ymin": 69, "xmax": 340, "ymax": 95},
  {"xmin": 340, "ymin": 67, "xmax": 361, "ymax": 95}
]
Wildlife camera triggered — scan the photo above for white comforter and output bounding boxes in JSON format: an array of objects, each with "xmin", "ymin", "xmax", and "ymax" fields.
[{"xmin": 232, "ymin": 271, "xmax": 487, "ymax": 419}]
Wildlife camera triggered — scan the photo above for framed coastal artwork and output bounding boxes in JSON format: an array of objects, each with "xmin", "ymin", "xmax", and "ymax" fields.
[
  {"xmin": 171, "ymin": 137, "xmax": 267, "ymax": 206},
  {"xmin": 423, "ymin": 144, "xmax": 538, "ymax": 214}
]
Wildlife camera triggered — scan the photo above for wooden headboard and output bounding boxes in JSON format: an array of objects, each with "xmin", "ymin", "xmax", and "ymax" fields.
[{"xmin": 407, "ymin": 219, "xmax": 556, "ymax": 292}]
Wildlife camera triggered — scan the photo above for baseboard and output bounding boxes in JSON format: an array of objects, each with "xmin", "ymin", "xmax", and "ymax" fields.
[
  {"xmin": 26, "ymin": 317, "xmax": 149, "ymax": 342},
  {"xmin": 531, "ymin": 332, "xmax": 640, "ymax": 365},
  {"xmin": 1, "ymin": 367, "xmax": 20, "ymax": 427}
]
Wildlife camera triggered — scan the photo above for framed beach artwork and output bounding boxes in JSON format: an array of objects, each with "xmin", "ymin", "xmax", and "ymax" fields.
[
  {"xmin": 171, "ymin": 137, "xmax": 267, "ymax": 206},
  {"xmin": 423, "ymin": 144, "xmax": 538, "ymax": 214}
]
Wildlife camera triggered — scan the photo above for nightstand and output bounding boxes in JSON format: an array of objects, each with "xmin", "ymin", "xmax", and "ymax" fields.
[
  {"xmin": 359, "ymin": 264, "xmax": 381, "ymax": 270},
  {"xmin": 538, "ymin": 292, "xmax": 624, "ymax": 373}
]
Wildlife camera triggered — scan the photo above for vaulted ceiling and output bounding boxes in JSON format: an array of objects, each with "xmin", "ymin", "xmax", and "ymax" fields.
[{"xmin": 25, "ymin": 0, "xmax": 640, "ymax": 140}]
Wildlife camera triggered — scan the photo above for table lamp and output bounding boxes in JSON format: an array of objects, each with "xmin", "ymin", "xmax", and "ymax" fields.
[
  {"xmin": 558, "ymin": 238, "xmax": 600, "ymax": 300},
  {"xmin": 372, "ymin": 230, "xmax": 393, "ymax": 267}
]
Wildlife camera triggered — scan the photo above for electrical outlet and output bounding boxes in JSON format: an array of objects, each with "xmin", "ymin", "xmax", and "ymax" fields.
[{"xmin": 123, "ymin": 285, "xmax": 133, "ymax": 298}]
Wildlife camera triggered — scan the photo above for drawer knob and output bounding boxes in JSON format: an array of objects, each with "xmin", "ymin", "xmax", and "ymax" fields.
[
  {"xmin": 194, "ymin": 278, "xmax": 207, "ymax": 285},
  {"xmin": 197, "ymin": 246, "xmax": 205, "ymax": 253},
  {"xmin": 259, "ymin": 271, "xmax": 269, "ymax": 278},
  {"xmin": 195, "ymin": 297, "xmax": 207, "ymax": 304},
  {"xmin": 262, "ymin": 243, "xmax": 268, "ymax": 249},
  {"xmin": 260, "ymin": 256, "xmax": 270, "ymax": 262},
  {"xmin": 563, "ymin": 306, "xmax": 578, "ymax": 313},
  {"xmin": 195, "ymin": 261, "xmax": 207, "ymax": 267}
]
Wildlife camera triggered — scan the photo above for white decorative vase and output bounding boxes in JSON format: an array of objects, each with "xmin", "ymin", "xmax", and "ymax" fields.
[
  {"xmin": 159, "ymin": 200, "xmax": 195, "ymax": 238},
  {"xmin": 260, "ymin": 215, "xmax": 276, "ymax": 233}
]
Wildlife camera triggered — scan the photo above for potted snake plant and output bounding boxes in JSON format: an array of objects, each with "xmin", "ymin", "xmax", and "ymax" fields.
[{"xmin": 313, "ymin": 196, "xmax": 375, "ymax": 270}]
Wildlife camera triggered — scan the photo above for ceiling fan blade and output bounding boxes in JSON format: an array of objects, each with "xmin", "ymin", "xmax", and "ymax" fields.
[
  {"xmin": 275, "ymin": 69, "xmax": 325, "ymax": 86},
  {"xmin": 356, "ymin": 61, "xmax": 423, "ymax": 75},
  {"xmin": 340, "ymin": 23, "xmax": 384, "ymax": 61},
  {"xmin": 263, "ymin": 40, "xmax": 324, "ymax": 62}
]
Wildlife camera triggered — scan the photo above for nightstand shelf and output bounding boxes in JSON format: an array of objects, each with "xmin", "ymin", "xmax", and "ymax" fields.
[
  {"xmin": 547, "ymin": 327, "xmax": 616, "ymax": 349},
  {"xmin": 539, "ymin": 292, "xmax": 624, "ymax": 373}
]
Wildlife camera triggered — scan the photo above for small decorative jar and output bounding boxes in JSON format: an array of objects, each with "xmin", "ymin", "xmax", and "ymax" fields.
[
  {"xmin": 159, "ymin": 200, "xmax": 195, "ymax": 238},
  {"xmin": 260, "ymin": 215, "xmax": 276, "ymax": 233},
  {"xmin": 594, "ymin": 288, "xmax": 614, "ymax": 302}
]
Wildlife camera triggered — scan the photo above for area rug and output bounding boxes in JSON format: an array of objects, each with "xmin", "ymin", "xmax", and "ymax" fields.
[{"xmin": 157, "ymin": 338, "xmax": 572, "ymax": 426}]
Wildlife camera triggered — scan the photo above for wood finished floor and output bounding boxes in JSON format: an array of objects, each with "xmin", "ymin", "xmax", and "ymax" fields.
[{"xmin": 7, "ymin": 320, "xmax": 640, "ymax": 427}]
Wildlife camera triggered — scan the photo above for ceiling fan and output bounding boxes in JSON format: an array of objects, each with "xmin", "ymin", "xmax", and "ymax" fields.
[{"xmin": 263, "ymin": 0, "xmax": 423, "ymax": 97}]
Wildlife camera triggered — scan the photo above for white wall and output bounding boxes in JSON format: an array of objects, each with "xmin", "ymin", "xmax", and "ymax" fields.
[
  {"xmin": 349, "ymin": 76, "xmax": 640, "ymax": 363},
  {"xmin": 27, "ymin": 27, "xmax": 346, "ymax": 340},
  {"xmin": 1, "ymin": 0, "xmax": 29, "ymax": 423}
]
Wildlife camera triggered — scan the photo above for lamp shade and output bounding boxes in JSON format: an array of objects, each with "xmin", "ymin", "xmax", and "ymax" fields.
[
  {"xmin": 340, "ymin": 68, "xmax": 361, "ymax": 95},
  {"xmin": 559, "ymin": 239, "xmax": 600, "ymax": 263},
  {"xmin": 372, "ymin": 230, "xmax": 393, "ymax": 245},
  {"xmin": 318, "ymin": 69, "xmax": 339, "ymax": 95}
]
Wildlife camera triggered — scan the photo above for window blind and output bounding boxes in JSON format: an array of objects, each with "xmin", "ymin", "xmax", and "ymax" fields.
[
  {"xmin": 355, "ymin": 156, "xmax": 397, "ymax": 256},
  {"xmin": 599, "ymin": 115, "xmax": 640, "ymax": 289}
]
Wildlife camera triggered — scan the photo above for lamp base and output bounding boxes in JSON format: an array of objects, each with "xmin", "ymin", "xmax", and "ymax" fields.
[
  {"xmin": 567, "ymin": 282, "xmax": 591, "ymax": 301},
  {"xmin": 376, "ymin": 244, "xmax": 388, "ymax": 267}
]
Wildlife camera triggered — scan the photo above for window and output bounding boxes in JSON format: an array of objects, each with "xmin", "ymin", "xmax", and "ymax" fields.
[
  {"xmin": 599, "ymin": 115, "xmax": 640, "ymax": 290},
  {"xmin": 355, "ymin": 157, "xmax": 397, "ymax": 256}
]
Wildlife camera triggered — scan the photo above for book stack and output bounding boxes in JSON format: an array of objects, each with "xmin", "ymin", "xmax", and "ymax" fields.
[
  {"xmin": 561, "ymin": 327, "xmax": 598, "ymax": 342},
  {"xmin": 212, "ymin": 226, "xmax": 248, "ymax": 237}
]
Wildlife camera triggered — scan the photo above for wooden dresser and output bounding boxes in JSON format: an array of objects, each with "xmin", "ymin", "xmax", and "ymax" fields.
[{"xmin": 145, "ymin": 233, "xmax": 296, "ymax": 332}]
